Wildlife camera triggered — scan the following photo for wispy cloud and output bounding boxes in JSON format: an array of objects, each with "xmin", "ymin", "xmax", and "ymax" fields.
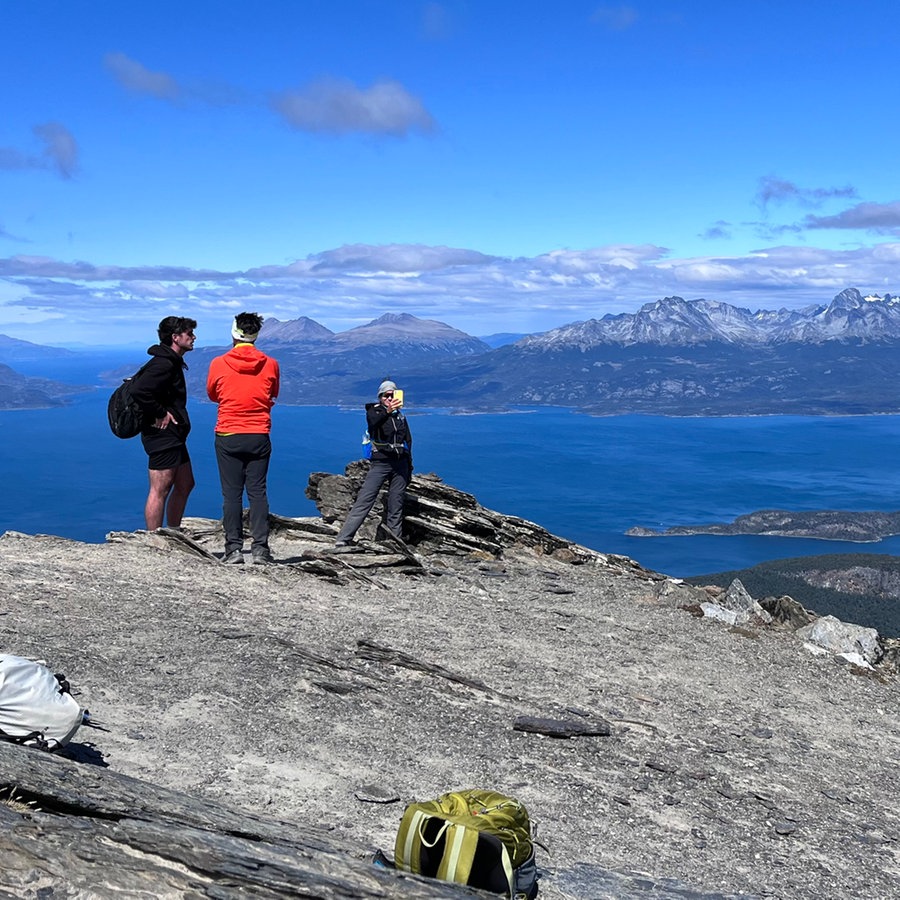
[
  {"xmin": 0, "ymin": 225, "xmax": 29, "ymax": 243},
  {"xmin": 421, "ymin": 2, "xmax": 454, "ymax": 40},
  {"xmin": 272, "ymin": 79, "xmax": 436, "ymax": 137},
  {"xmin": 104, "ymin": 52, "xmax": 436, "ymax": 138},
  {"xmin": 700, "ymin": 221, "xmax": 732, "ymax": 241},
  {"xmin": 0, "ymin": 147, "xmax": 35, "ymax": 172},
  {"xmin": 104, "ymin": 52, "xmax": 181, "ymax": 101},
  {"xmin": 32, "ymin": 123, "xmax": 79, "ymax": 179},
  {"xmin": 803, "ymin": 201, "xmax": 900, "ymax": 234},
  {"xmin": 104, "ymin": 51, "xmax": 246, "ymax": 107},
  {"xmin": 0, "ymin": 256, "xmax": 235, "ymax": 280},
  {"xmin": 590, "ymin": 5, "xmax": 639, "ymax": 30},
  {"xmin": 756, "ymin": 175, "xmax": 857, "ymax": 211},
  {"xmin": 307, "ymin": 244, "xmax": 497, "ymax": 274},
  {"xmin": 0, "ymin": 123, "xmax": 79, "ymax": 179}
]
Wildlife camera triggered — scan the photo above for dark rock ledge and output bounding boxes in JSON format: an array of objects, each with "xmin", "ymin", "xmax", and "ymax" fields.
[{"xmin": 0, "ymin": 740, "xmax": 463, "ymax": 898}]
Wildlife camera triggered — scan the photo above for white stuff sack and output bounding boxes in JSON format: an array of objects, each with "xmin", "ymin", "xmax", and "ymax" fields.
[{"xmin": 0, "ymin": 654, "xmax": 84, "ymax": 750}]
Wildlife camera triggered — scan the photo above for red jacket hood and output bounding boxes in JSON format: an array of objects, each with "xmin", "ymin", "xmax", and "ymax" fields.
[{"xmin": 222, "ymin": 344, "xmax": 269, "ymax": 375}]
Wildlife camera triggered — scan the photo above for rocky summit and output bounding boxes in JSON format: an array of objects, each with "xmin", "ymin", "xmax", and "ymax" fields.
[{"xmin": 1, "ymin": 470, "xmax": 899, "ymax": 899}]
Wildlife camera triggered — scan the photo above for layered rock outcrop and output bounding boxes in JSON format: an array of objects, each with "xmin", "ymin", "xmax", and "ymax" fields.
[{"xmin": 1, "ymin": 473, "xmax": 898, "ymax": 898}]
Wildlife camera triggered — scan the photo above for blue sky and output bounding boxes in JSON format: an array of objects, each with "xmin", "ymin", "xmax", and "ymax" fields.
[{"xmin": 3, "ymin": 0, "xmax": 900, "ymax": 345}]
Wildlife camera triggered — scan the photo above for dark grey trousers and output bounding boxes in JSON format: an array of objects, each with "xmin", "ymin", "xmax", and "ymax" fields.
[
  {"xmin": 214, "ymin": 433, "xmax": 272, "ymax": 554},
  {"xmin": 336, "ymin": 456, "xmax": 411, "ymax": 542}
]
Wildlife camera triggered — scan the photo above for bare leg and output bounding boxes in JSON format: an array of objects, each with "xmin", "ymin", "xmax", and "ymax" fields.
[
  {"xmin": 145, "ymin": 467, "xmax": 177, "ymax": 530},
  {"xmin": 165, "ymin": 461, "xmax": 195, "ymax": 527}
]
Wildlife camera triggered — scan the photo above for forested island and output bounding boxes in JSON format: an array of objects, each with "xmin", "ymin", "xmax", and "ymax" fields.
[{"xmin": 627, "ymin": 509, "xmax": 900, "ymax": 543}]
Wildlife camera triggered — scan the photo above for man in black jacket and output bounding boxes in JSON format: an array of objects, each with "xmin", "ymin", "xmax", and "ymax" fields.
[
  {"xmin": 335, "ymin": 379, "xmax": 412, "ymax": 547},
  {"xmin": 131, "ymin": 316, "xmax": 197, "ymax": 530}
]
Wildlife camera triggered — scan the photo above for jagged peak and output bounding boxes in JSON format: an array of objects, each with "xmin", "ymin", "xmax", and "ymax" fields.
[{"xmin": 829, "ymin": 287, "xmax": 865, "ymax": 309}]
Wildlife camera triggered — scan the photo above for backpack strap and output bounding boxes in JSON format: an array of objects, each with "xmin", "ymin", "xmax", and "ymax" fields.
[
  {"xmin": 499, "ymin": 843, "xmax": 516, "ymax": 898},
  {"xmin": 0, "ymin": 726, "xmax": 49, "ymax": 751},
  {"xmin": 435, "ymin": 822, "xmax": 480, "ymax": 887},
  {"xmin": 395, "ymin": 808, "xmax": 429, "ymax": 874}
]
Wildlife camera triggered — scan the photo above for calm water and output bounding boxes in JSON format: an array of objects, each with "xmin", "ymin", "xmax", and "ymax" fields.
[{"xmin": 4, "ymin": 359, "xmax": 900, "ymax": 578}]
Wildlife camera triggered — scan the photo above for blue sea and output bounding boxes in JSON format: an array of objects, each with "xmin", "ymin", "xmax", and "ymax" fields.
[{"xmin": 5, "ymin": 351, "xmax": 900, "ymax": 578}]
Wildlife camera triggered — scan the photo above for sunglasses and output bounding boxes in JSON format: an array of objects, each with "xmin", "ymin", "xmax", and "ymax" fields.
[{"xmin": 382, "ymin": 391, "xmax": 394, "ymax": 398}]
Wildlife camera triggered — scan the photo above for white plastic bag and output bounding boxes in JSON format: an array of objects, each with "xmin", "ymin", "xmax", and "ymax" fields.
[{"xmin": 0, "ymin": 654, "xmax": 84, "ymax": 750}]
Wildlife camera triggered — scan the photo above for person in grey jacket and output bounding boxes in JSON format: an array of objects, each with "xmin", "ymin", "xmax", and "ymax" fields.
[{"xmin": 335, "ymin": 379, "xmax": 412, "ymax": 547}]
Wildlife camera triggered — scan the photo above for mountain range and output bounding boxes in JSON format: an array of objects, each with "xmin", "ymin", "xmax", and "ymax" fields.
[
  {"xmin": 240, "ymin": 288, "xmax": 900, "ymax": 414},
  {"xmin": 401, "ymin": 287, "xmax": 900, "ymax": 414},
  {"xmin": 518, "ymin": 287, "xmax": 900, "ymax": 348},
  {"xmin": 188, "ymin": 312, "xmax": 489, "ymax": 405},
  {"xmin": 0, "ymin": 334, "xmax": 75, "ymax": 362},
  {"xmin": 3, "ymin": 288, "xmax": 900, "ymax": 413}
]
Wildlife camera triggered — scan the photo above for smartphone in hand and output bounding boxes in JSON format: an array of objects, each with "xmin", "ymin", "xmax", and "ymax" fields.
[{"xmin": 393, "ymin": 389, "xmax": 404, "ymax": 407}]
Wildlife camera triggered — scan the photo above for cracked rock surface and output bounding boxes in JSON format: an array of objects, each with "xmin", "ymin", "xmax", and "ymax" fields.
[{"xmin": 0, "ymin": 472, "xmax": 898, "ymax": 899}]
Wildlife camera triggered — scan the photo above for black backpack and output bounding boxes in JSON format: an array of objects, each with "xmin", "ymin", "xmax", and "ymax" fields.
[{"xmin": 107, "ymin": 361, "xmax": 152, "ymax": 439}]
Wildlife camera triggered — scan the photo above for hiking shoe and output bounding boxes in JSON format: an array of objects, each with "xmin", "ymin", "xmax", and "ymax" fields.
[
  {"xmin": 252, "ymin": 549, "xmax": 275, "ymax": 565},
  {"xmin": 222, "ymin": 550, "xmax": 244, "ymax": 565},
  {"xmin": 332, "ymin": 540, "xmax": 355, "ymax": 553}
]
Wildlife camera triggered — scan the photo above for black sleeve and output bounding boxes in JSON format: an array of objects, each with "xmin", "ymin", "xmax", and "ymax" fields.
[
  {"xmin": 130, "ymin": 358, "xmax": 175, "ymax": 420},
  {"xmin": 366, "ymin": 403, "xmax": 391, "ymax": 433}
]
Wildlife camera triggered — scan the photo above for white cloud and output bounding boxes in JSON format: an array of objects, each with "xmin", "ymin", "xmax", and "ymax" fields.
[
  {"xmin": 102, "ymin": 53, "xmax": 436, "ymax": 138},
  {"xmin": 272, "ymin": 79, "xmax": 436, "ymax": 137},
  {"xmin": 2, "ymin": 241, "xmax": 899, "ymax": 341},
  {"xmin": 307, "ymin": 244, "xmax": 496, "ymax": 273}
]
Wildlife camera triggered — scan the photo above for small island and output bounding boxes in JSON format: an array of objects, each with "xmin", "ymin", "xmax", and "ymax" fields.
[{"xmin": 627, "ymin": 509, "xmax": 900, "ymax": 543}]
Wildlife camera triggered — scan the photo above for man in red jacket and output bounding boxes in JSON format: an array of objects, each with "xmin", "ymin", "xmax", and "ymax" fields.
[{"xmin": 206, "ymin": 312, "xmax": 281, "ymax": 564}]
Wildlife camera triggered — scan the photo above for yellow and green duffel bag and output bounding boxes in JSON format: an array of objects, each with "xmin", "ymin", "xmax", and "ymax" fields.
[{"xmin": 394, "ymin": 789, "xmax": 538, "ymax": 899}]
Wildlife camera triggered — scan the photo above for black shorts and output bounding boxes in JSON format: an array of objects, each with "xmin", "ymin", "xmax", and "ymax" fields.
[{"xmin": 147, "ymin": 444, "xmax": 190, "ymax": 471}]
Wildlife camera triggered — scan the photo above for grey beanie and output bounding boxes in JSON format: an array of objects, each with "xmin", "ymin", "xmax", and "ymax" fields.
[{"xmin": 378, "ymin": 380, "xmax": 397, "ymax": 396}]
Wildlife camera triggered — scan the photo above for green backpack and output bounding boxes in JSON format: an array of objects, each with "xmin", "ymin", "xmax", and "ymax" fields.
[{"xmin": 394, "ymin": 789, "xmax": 538, "ymax": 898}]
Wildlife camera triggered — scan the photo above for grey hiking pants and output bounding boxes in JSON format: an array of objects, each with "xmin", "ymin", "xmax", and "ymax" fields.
[
  {"xmin": 336, "ymin": 456, "xmax": 411, "ymax": 543},
  {"xmin": 214, "ymin": 433, "xmax": 272, "ymax": 554}
]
